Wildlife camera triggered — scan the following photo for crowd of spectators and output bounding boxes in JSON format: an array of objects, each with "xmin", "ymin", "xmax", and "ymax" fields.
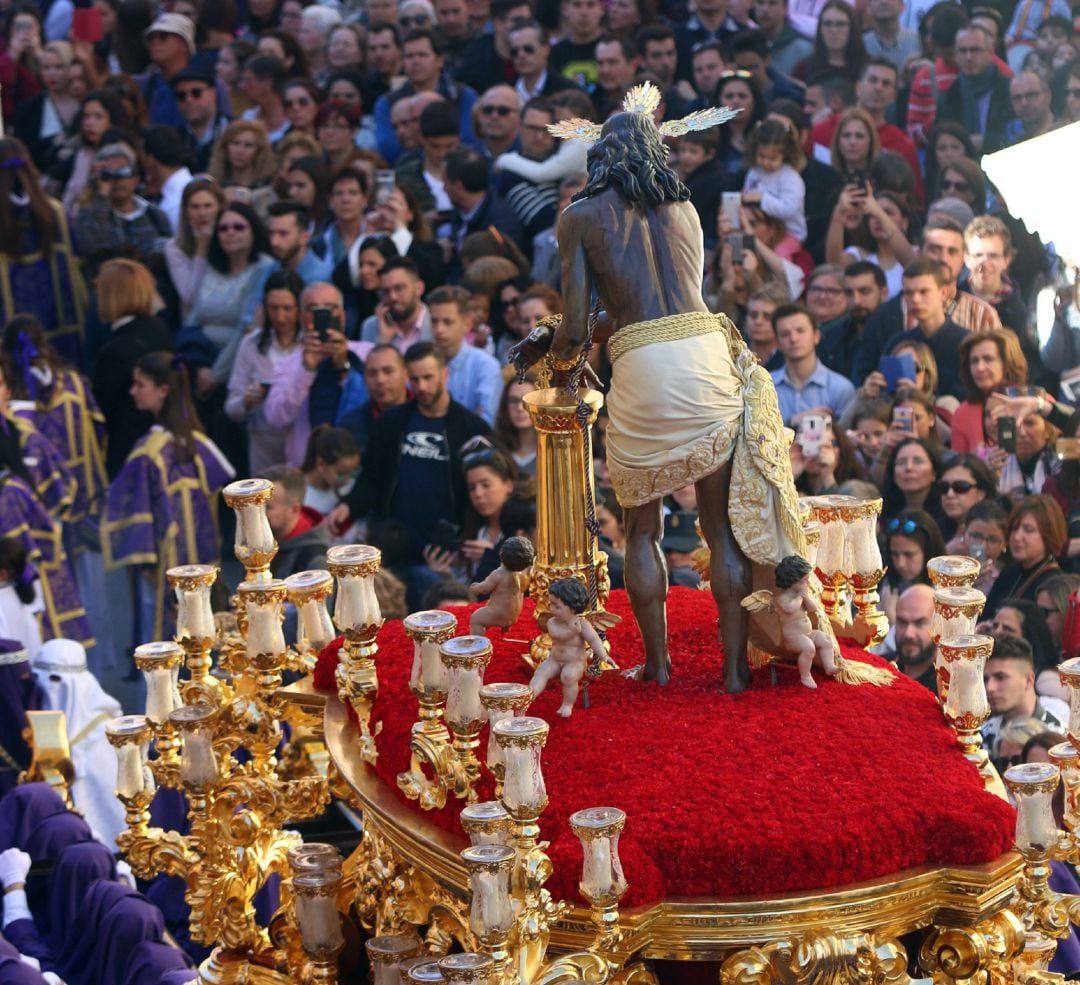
[{"xmin": 2, "ymin": 0, "xmax": 1080, "ymax": 968}]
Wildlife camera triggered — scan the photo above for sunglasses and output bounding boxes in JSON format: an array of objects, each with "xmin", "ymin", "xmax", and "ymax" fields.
[
  {"xmin": 175, "ymin": 87, "xmax": 206, "ymax": 101},
  {"xmin": 938, "ymin": 479, "xmax": 976, "ymax": 495},
  {"xmin": 500, "ymin": 295, "xmax": 520, "ymax": 308},
  {"xmin": 940, "ymin": 178, "xmax": 969, "ymax": 192},
  {"xmin": 820, "ymin": 18, "xmax": 848, "ymax": 27},
  {"xmin": 285, "ymin": 96, "xmax": 313, "ymax": 107},
  {"xmin": 886, "ymin": 517, "xmax": 919, "ymax": 535},
  {"xmin": 399, "ymin": 13, "xmax": 429, "ymax": 24},
  {"xmin": 217, "ymin": 222, "xmax": 249, "ymax": 233},
  {"xmin": 100, "ymin": 166, "xmax": 135, "ymax": 180},
  {"xmin": 510, "ymin": 43, "xmax": 538, "ymax": 56},
  {"xmin": 481, "ymin": 104, "xmax": 515, "ymax": 116}
]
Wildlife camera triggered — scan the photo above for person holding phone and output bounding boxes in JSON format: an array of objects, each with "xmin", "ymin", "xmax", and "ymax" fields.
[
  {"xmin": 459, "ymin": 443, "xmax": 535, "ymax": 583},
  {"xmin": 880, "ymin": 436, "xmax": 944, "ymax": 530},
  {"xmin": 952, "ymin": 329, "xmax": 1030, "ymax": 454},
  {"xmin": 986, "ymin": 400, "xmax": 1059, "ymax": 502}
]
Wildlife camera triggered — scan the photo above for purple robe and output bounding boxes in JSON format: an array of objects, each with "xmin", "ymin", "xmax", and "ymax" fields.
[
  {"xmin": 2, "ymin": 840, "xmax": 117, "ymax": 974},
  {"xmin": 1050, "ymin": 861, "xmax": 1080, "ymax": 974},
  {"xmin": 0, "ymin": 939, "xmax": 49, "ymax": 985},
  {"xmin": 11, "ymin": 416, "xmax": 77, "ymax": 523},
  {"xmin": 0, "ymin": 200, "xmax": 87, "ymax": 363},
  {"xmin": 102, "ymin": 427, "xmax": 235, "ymax": 638},
  {"xmin": 0, "ymin": 658, "xmax": 44, "ymax": 796},
  {"xmin": 0, "ymin": 475, "xmax": 91, "ymax": 643},
  {"xmin": 0, "ymin": 783, "xmax": 68, "ymax": 852},
  {"xmin": 11, "ymin": 372, "xmax": 107, "ymax": 529},
  {"xmin": 120, "ymin": 940, "xmax": 195, "ymax": 985}
]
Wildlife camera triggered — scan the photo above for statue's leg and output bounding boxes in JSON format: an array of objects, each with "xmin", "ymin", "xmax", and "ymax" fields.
[
  {"xmin": 623, "ymin": 497, "xmax": 671, "ymax": 684},
  {"xmin": 695, "ymin": 461, "xmax": 752, "ymax": 693}
]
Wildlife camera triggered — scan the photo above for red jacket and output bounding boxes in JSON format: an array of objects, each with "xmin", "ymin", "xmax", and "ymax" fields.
[{"xmin": 808, "ymin": 115, "xmax": 925, "ymax": 206}]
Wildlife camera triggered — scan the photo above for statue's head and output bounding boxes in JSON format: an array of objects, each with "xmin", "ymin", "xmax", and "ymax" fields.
[
  {"xmin": 578, "ymin": 110, "xmax": 690, "ymax": 208},
  {"xmin": 548, "ymin": 577, "xmax": 589, "ymax": 614},
  {"xmin": 775, "ymin": 555, "xmax": 812, "ymax": 589},
  {"xmin": 500, "ymin": 536, "xmax": 535, "ymax": 572}
]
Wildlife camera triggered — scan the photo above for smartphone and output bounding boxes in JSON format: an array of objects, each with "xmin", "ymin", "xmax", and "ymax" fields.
[
  {"xmin": 374, "ymin": 169, "xmax": 395, "ymax": 206},
  {"xmin": 721, "ymin": 191, "xmax": 741, "ymax": 231},
  {"xmin": 260, "ymin": 379, "xmax": 273, "ymax": 396},
  {"xmin": 72, "ymin": 7, "xmax": 104, "ymax": 43},
  {"xmin": 894, "ymin": 405, "xmax": 914, "ymax": 434},
  {"xmin": 796, "ymin": 415, "xmax": 830, "ymax": 457},
  {"xmin": 998, "ymin": 415, "xmax": 1017, "ymax": 453},
  {"xmin": 433, "ymin": 519, "xmax": 461, "ymax": 552},
  {"xmin": 844, "ymin": 168, "xmax": 868, "ymax": 189},
  {"xmin": 1057, "ymin": 438, "xmax": 1080, "ymax": 461},
  {"xmin": 880, "ymin": 353, "xmax": 916, "ymax": 392},
  {"xmin": 1002, "ymin": 385, "xmax": 1044, "ymax": 399},
  {"xmin": 311, "ymin": 306, "xmax": 337, "ymax": 343}
]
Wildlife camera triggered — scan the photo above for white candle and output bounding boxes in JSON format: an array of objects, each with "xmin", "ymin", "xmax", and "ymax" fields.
[
  {"xmin": 178, "ymin": 589, "xmax": 215, "ymax": 640},
  {"xmin": 297, "ymin": 599, "xmax": 334, "ymax": 650},
  {"xmin": 1007, "ymin": 763, "xmax": 1061, "ymax": 852},
  {"xmin": 582, "ymin": 837, "xmax": 613, "ymax": 898},
  {"xmin": 421, "ymin": 639, "xmax": 445, "ymax": 692},
  {"xmin": 471, "ymin": 868, "xmax": 513, "ymax": 936},
  {"xmin": 246, "ymin": 603, "xmax": 285, "ymax": 657},
  {"xmin": 501, "ymin": 743, "xmax": 545, "ymax": 812},
  {"xmin": 144, "ymin": 667, "xmax": 182, "ymax": 724},
  {"xmin": 816, "ymin": 521, "xmax": 845, "ymax": 576},
  {"xmin": 362, "ymin": 576, "xmax": 382, "ymax": 625},
  {"xmin": 237, "ymin": 503, "xmax": 276, "ymax": 553},
  {"xmin": 116, "ymin": 743, "xmax": 149, "ymax": 798},
  {"xmin": 334, "ymin": 576, "xmax": 372, "ymax": 629},
  {"xmin": 181, "ymin": 728, "xmax": 218, "ymax": 787},
  {"xmin": 486, "ymin": 709, "xmax": 512, "ymax": 770},
  {"xmin": 447, "ymin": 666, "xmax": 483, "ymax": 727},
  {"xmin": 944, "ymin": 656, "xmax": 989, "ymax": 722},
  {"xmin": 373, "ymin": 964, "xmax": 402, "ymax": 985},
  {"xmin": 851, "ymin": 514, "xmax": 882, "ymax": 572},
  {"xmin": 296, "ymin": 893, "xmax": 345, "ymax": 952}
]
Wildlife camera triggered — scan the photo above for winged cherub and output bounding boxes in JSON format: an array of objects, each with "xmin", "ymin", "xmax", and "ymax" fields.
[
  {"xmin": 531, "ymin": 578, "xmax": 620, "ymax": 717},
  {"xmin": 469, "ymin": 536, "xmax": 536, "ymax": 636},
  {"xmin": 742, "ymin": 555, "xmax": 840, "ymax": 689}
]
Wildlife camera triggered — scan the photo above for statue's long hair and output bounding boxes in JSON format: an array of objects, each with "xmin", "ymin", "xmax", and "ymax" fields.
[{"xmin": 576, "ymin": 112, "xmax": 689, "ymax": 207}]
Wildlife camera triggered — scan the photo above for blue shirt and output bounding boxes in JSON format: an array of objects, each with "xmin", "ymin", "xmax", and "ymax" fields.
[
  {"xmin": 447, "ymin": 344, "xmax": 502, "ymax": 425},
  {"xmin": 771, "ymin": 359, "xmax": 856, "ymax": 424}
]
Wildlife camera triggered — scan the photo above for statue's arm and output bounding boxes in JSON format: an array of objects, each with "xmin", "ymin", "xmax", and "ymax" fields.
[{"xmin": 550, "ymin": 206, "xmax": 592, "ymax": 362}]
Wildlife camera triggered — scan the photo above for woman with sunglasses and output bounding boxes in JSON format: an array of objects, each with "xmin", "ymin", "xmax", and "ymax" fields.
[
  {"xmin": 953, "ymin": 329, "xmax": 1029, "ymax": 455},
  {"xmin": 938, "ymin": 453, "xmax": 998, "ymax": 544},
  {"xmin": 880, "ymin": 509, "xmax": 947, "ymax": 626},
  {"xmin": 880, "ymin": 436, "xmax": 944, "ymax": 531},
  {"xmin": 984, "ymin": 494, "xmax": 1067, "ymax": 620},
  {"xmin": 459, "ymin": 444, "xmax": 536, "ymax": 583},
  {"xmin": 922, "ymin": 123, "xmax": 976, "ymax": 208},
  {"xmin": 934, "ymin": 158, "xmax": 985, "ymax": 212},
  {"xmin": 282, "ymin": 79, "xmax": 320, "ymax": 136}
]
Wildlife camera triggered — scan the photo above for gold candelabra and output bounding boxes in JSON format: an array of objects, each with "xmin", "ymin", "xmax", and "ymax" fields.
[{"xmin": 106, "ymin": 479, "xmax": 345, "ymax": 985}]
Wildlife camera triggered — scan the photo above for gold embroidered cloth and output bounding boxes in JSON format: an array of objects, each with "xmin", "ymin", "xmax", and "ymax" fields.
[{"xmin": 606, "ymin": 311, "xmax": 805, "ymax": 566}]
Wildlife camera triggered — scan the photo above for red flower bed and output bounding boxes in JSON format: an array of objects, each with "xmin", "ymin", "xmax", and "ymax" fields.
[{"xmin": 315, "ymin": 588, "xmax": 1016, "ymax": 908}]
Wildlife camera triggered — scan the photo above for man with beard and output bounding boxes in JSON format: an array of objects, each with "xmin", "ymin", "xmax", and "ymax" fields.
[
  {"xmin": 496, "ymin": 97, "xmax": 561, "ymax": 244},
  {"xmin": 330, "ymin": 341, "xmax": 490, "ymax": 607},
  {"xmin": 886, "ymin": 584, "xmax": 937, "ymax": 692},
  {"xmin": 360, "ymin": 257, "xmax": 433, "ymax": 351},
  {"xmin": 267, "ymin": 201, "xmax": 332, "ymax": 284},
  {"xmin": 510, "ymin": 90, "xmax": 808, "ymax": 692},
  {"xmin": 818, "ymin": 261, "xmax": 889, "ymax": 381}
]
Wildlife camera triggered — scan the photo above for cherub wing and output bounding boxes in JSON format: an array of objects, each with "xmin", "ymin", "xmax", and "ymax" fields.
[
  {"xmin": 546, "ymin": 118, "xmax": 602, "ymax": 141},
  {"xmin": 583, "ymin": 610, "xmax": 622, "ymax": 632},
  {"xmin": 740, "ymin": 589, "xmax": 776, "ymax": 614}
]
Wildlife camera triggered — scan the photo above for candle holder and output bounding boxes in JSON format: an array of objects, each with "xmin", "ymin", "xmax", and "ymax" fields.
[
  {"xmin": 235, "ymin": 579, "xmax": 290, "ymax": 773},
  {"xmin": 1004, "ymin": 762, "xmax": 1071, "ymax": 940},
  {"xmin": 366, "ymin": 934, "xmax": 424, "ymax": 985},
  {"xmin": 927, "ymin": 555, "xmax": 981, "ymax": 589},
  {"xmin": 438, "ymin": 953, "xmax": 495, "ymax": 985},
  {"xmin": 461, "ymin": 801, "xmax": 512, "ymax": 847},
  {"xmin": 931, "ymin": 587, "xmax": 986, "ymax": 703},
  {"xmin": 479, "ymin": 683, "xmax": 533, "ymax": 798},
  {"xmin": 328, "ymin": 544, "xmax": 384, "ymax": 764},
  {"xmin": 1058, "ymin": 658, "xmax": 1080, "ymax": 753},
  {"xmin": 407, "ymin": 960, "xmax": 447, "ymax": 983},
  {"xmin": 806, "ymin": 496, "xmax": 855, "ymax": 626},
  {"xmin": 461, "ymin": 844, "xmax": 515, "ymax": 980},
  {"xmin": 223, "ymin": 478, "xmax": 278, "ymax": 582},
  {"xmin": 802, "ymin": 520, "xmax": 820, "ymax": 570},
  {"xmin": 284, "ymin": 570, "xmax": 335, "ymax": 672},
  {"xmin": 166, "ymin": 563, "xmax": 220, "ymax": 706},
  {"xmin": 938, "ymin": 634, "xmax": 995, "ymax": 784},
  {"xmin": 569, "ymin": 806, "xmax": 628, "ymax": 950},
  {"xmin": 293, "ymin": 867, "xmax": 345, "ymax": 984},
  {"xmin": 842, "ymin": 498, "xmax": 888, "ymax": 646},
  {"xmin": 105, "ymin": 714, "xmax": 156, "ymax": 838},
  {"xmin": 170, "ymin": 702, "xmax": 219, "ymax": 794},
  {"xmin": 133, "ymin": 641, "xmax": 184, "ymax": 770}
]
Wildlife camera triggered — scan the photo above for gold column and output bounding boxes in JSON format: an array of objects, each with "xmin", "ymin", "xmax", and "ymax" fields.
[{"xmin": 523, "ymin": 388, "xmax": 609, "ymax": 667}]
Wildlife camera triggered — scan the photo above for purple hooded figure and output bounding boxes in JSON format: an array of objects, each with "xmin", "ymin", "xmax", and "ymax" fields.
[
  {"xmin": 0, "ymin": 639, "xmax": 44, "ymax": 797},
  {"xmin": 2, "ymin": 840, "xmax": 117, "ymax": 975},
  {"xmin": 61, "ymin": 880, "xmax": 165, "ymax": 985},
  {"xmin": 0, "ymin": 784, "xmax": 69, "ymax": 853},
  {"xmin": 120, "ymin": 940, "xmax": 195, "ymax": 985},
  {"xmin": 0, "ymin": 939, "xmax": 50, "ymax": 985}
]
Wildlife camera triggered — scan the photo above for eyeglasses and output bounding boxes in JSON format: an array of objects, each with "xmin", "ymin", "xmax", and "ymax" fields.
[
  {"xmin": 480, "ymin": 104, "xmax": 516, "ymax": 116},
  {"xmin": 1011, "ymin": 90, "xmax": 1044, "ymax": 102},
  {"xmin": 99, "ymin": 166, "xmax": 135, "ymax": 180},
  {"xmin": 500, "ymin": 295, "xmax": 520, "ymax": 308},
  {"xmin": 1039, "ymin": 605, "xmax": 1059, "ymax": 619},
  {"xmin": 938, "ymin": 479, "xmax": 976, "ymax": 495},
  {"xmin": 510, "ymin": 43, "xmax": 538, "ymax": 56},
  {"xmin": 217, "ymin": 222, "xmax": 249, "ymax": 233},
  {"xmin": 886, "ymin": 517, "xmax": 919, "ymax": 535},
  {"xmin": 285, "ymin": 96, "xmax": 313, "ymax": 107},
  {"xmin": 399, "ymin": 13, "xmax": 430, "ymax": 24},
  {"xmin": 820, "ymin": 18, "xmax": 848, "ymax": 28},
  {"xmin": 807, "ymin": 285, "xmax": 843, "ymax": 296},
  {"xmin": 175, "ymin": 87, "xmax": 206, "ymax": 101},
  {"xmin": 940, "ymin": 178, "xmax": 969, "ymax": 193}
]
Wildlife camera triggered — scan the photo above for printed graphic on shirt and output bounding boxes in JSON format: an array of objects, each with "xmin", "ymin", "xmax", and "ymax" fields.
[{"xmin": 401, "ymin": 431, "xmax": 450, "ymax": 461}]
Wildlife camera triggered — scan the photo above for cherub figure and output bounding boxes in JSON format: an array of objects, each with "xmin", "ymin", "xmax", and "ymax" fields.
[
  {"xmin": 530, "ymin": 578, "xmax": 619, "ymax": 717},
  {"xmin": 469, "ymin": 536, "xmax": 536, "ymax": 636},
  {"xmin": 742, "ymin": 555, "xmax": 840, "ymax": 689}
]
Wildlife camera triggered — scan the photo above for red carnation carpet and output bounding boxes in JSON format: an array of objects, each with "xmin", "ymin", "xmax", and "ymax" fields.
[{"xmin": 315, "ymin": 588, "xmax": 1016, "ymax": 908}]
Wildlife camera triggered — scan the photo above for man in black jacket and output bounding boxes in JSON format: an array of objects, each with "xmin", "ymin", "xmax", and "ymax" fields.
[
  {"xmin": 936, "ymin": 25, "xmax": 1015, "ymax": 155},
  {"xmin": 330, "ymin": 341, "xmax": 490, "ymax": 606}
]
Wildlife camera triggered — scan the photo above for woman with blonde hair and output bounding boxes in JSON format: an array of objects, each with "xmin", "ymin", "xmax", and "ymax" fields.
[
  {"xmin": 90, "ymin": 258, "xmax": 172, "ymax": 477},
  {"xmin": 163, "ymin": 178, "xmax": 225, "ymax": 326},
  {"xmin": 208, "ymin": 120, "xmax": 275, "ymax": 189},
  {"xmin": 14, "ymin": 40, "xmax": 81, "ymax": 169},
  {"xmin": 829, "ymin": 106, "xmax": 880, "ymax": 177}
]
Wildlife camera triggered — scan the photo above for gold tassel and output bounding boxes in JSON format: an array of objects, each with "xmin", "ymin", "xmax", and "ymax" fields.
[{"xmin": 834, "ymin": 656, "xmax": 896, "ymax": 687}]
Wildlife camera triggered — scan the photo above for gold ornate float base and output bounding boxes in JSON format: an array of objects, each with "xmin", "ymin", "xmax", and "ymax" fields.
[{"xmin": 324, "ymin": 692, "xmax": 1034, "ymax": 983}]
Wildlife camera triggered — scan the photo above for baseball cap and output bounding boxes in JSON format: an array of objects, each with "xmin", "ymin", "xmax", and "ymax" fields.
[
  {"xmin": 145, "ymin": 13, "xmax": 196, "ymax": 55},
  {"xmin": 169, "ymin": 65, "xmax": 215, "ymax": 89}
]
